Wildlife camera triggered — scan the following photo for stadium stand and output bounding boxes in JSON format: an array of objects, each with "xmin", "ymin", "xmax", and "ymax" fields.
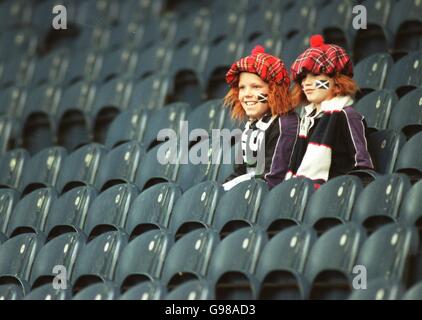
[{"xmin": 0, "ymin": 0, "xmax": 421, "ymax": 300}]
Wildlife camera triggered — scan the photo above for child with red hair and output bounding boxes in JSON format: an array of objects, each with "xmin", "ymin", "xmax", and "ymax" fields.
[
  {"xmin": 287, "ymin": 35, "xmax": 374, "ymax": 186},
  {"xmin": 223, "ymin": 45, "xmax": 299, "ymax": 190}
]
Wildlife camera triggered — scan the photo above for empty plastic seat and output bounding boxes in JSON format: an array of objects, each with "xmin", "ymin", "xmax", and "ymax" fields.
[
  {"xmin": 127, "ymin": 73, "xmax": 171, "ymax": 110},
  {"xmin": 24, "ymin": 283, "xmax": 71, "ymax": 300},
  {"xmin": 185, "ymin": 99, "xmax": 225, "ymax": 139},
  {"xmin": 0, "ymin": 148, "xmax": 29, "ymax": 189},
  {"xmin": 213, "ymin": 179, "xmax": 269, "ymax": 235},
  {"xmin": 403, "ymin": 282, "xmax": 422, "ymax": 300},
  {"xmin": 104, "ymin": 109, "xmax": 149, "ymax": 149},
  {"xmin": 125, "ymin": 183, "xmax": 181, "ymax": 238},
  {"xmin": 349, "ymin": 278, "xmax": 404, "ymax": 300},
  {"xmin": 355, "ymin": 223, "xmax": 419, "ymax": 283},
  {"xmin": 257, "ymin": 177, "xmax": 315, "ymax": 234},
  {"xmin": 72, "ymin": 281, "xmax": 119, "ymax": 300},
  {"xmin": 169, "ymin": 181, "xmax": 224, "ymax": 237},
  {"xmin": 0, "ymin": 188, "xmax": 19, "ymax": 234},
  {"xmin": 0, "ymin": 86, "xmax": 26, "ymax": 118},
  {"xmin": 141, "ymin": 102, "xmax": 191, "ymax": 151},
  {"xmin": 352, "ymin": 174, "xmax": 411, "ymax": 230},
  {"xmin": 0, "ymin": 283, "xmax": 24, "ymax": 300},
  {"xmin": 304, "ymin": 176, "xmax": 363, "ymax": 233},
  {"xmin": 354, "ymin": 54, "xmax": 394, "ymax": 94},
  {"xmin": 399, "ymin": 180, "xmax": 422, "ymax": 227},
  {"xmin": 7, "ymin": 188, "xmax": 57, "ymax": 237},
  {"xmin": 56, "ymin": 143, "xmax": 107, "ymax": 193},
  {"xmin": 72, "ymin": 230, "xmax": 128, "ymax": 290},
  {"xmin": 354, "ymin": 90, "xmax": 398, "ymax": 131},
  {"xmin": 280, "ymin": 0, "xmax": 315, "ymax": 39},
  {"xmin": 96, "ymin": 141, "xmax": 145, "ymax": 191},
  {"xmin": 256, "ymin": 225, "xmax": 317, "ymax": 300},
  {"xmin": 20, "ymin": 146, "xmax": 67, "ymax": 195},
  {"xmin": 84, "ymin": 183, "xmax": 139, "ymax": 238},
  {"xmin": 388, "ymin": 88, "xmax": 422, "ymax": 138},
  {"xmin": 30, "ymin": 230, "xmax": 87, "ymax": 289},
  {"xmin": 119, "ymin": 280, "xmax": 166, "ymax": 300},
  {"xmin": 305, "ymin": 223, "xmax": 367, "ymax": 299},
  {"xmin": 135, "ymin": 144, "xmax": 181, "ymax": 191},
  {"xmin": 98, "ymin": 47, "xmax": 137, "ymax": 82},
  {"xmin": 162, "ymin": 229, "xmax": 219, "ymax": 288},
  {"xmin": 352, "ymin": 0, "xmax": 394, "ymax": 62},
  {"xmin": 115, "ymin": 230, "xmax": 173, "ymax": 290},
  {"xmin": 45, "ymin": 186, "xmax": 97, "ymax": 237},
  {"xmin": 63, "ymin": 49, "xmax": 101, "ymax": 85},
  {"xmin": 165, "ymin": 280, "xmax": 214, "ymax": 300},
  {"xmin": 133, "ymin": 43, "xmax": 170, "ymax": 80},
  {"xmin": 0, "ymin": 232, "xmax": 45, "ymax": 293},
  {"xmin": 208, "ymin": 227, "xmax": 268, "ymax": 300},
  {"xmin": 394, "ymin": 132, "xmax": 422, "ymax": 180},
  {"xmin": 0, "ymin": 116, "xmax": 19, "ymax": 155},
  {"xmin": 385, "ymin": 50, "xmax": 422, "ymax": 97}
]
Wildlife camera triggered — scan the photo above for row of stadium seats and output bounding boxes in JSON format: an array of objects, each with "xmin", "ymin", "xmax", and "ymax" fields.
[{"xmin": 0, "ymin": 222, "xmax": 421, "ymax": 300}]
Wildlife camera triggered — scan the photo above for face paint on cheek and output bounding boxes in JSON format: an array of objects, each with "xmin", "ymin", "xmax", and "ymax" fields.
[
  {"xmin": 257, "ymin": 93, "xmax": 268, "ymax": 103},
  {"xmin": 315, "ymin": 80, "xmax": 330, "ymax": 90}
]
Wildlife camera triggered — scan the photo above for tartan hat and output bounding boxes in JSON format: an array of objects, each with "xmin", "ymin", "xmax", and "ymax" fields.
[
  {"xmin": 225, "ymin": 45, "xmax": 290, "ymax": 87},
  {"xmin": 291, "ymin": 34, "xmax": 353, "ymax": 81}
]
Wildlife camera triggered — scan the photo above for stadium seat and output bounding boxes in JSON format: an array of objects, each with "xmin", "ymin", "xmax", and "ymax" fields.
[
  {"xmin": 304, "ymin": 176, "xmax": 363, "ymax": 234},
  {"xmin": 125, "ymin": 182, "xmax": 181, "ymax": 238},
  {"xmin": 354, "ymin": 90, "xmax": 398, "ymax": 131},
  {"xmin": 45, "ymin": 186, "xmax": 97, "ymax": 237},
  {"xmin": 355, "ymin": 223, "xmax": 419, "ymax": 283},
  {"xmin": 96, "ymin": 141, "xmax": 145, "ymax": 191},
  {"xmin": 385, "ymin": 50, "xmax": 422, "ymax": 97},
  {"xmin": 0, "ymin": 86, "xmax": 26, "ymax": 118},
  {"xmin": 141, "ymin": 102, "xmax": 191, "ymax": 151},
  {"xmin": 30, "ymin": 49, "xmax": 68, "ymax": 86},
  {"xmin": 161, "ymin": 229, "xmax": 220, "ymax": 288},
  {"xmin": 105, "ymin": 108, "xmax": 149, "ymax": 149},
  {"xmin": 305, "ymin": 223, "xmax": 367, "ymax": 299},
  {"xmin": 389, "ymin": 0, "xmax": 422, "ymax": 54},
  {"xmin": 0, "ymin": 188, "xmax": 20, "ymax": 235},
  {"xmin": 169, "ymin": 181, "xmax": 224, "ymax": 238},
  {"xmin": 257, "ymin": 177, "xmax": 315, "ymax": 235},
  {"xmin": 352, "ymin": 0, "xmax": 394, "ymax": 62},
  {"xmin": 92, "ymin": 78, "xmax": 132, "ymax": 143},
  {"xmin": 72, "ymin": 281, "xmax": 119, "ymax": 300},
  {"xmin": 399, "ymin": 180, "xmax": 422, "ymax": 228},
  {"xmin": 119, "ymin": 280, "xmax": 166, "ymax": 300},
  {"xmin": 115, "ymin": 229, "xmax": 173, "ymax": 290},
  {"xmin": 56, "ymin": 143, "xmax": 107, "ymax": 193},
  {"xmin": 24, "ymin": 283, "xmax": 71, "ymax": 300},
  {"xmin": 349, "ymin": 278, "xmax": 405, "ymax": 300},
  {"xmin": 133, "ymin": 43, "xmax": 170, "ymax": 80},
  {"xmin": 212, "ymin": 179, "xmax": 269, "ymax": 235},
  {"xmin": 0, "ymin": 232, "xmax": 45, "ymax": 294},
  {"xmin": 208, "ymin": 227, "xmax": 268, "ymax": 300},
  {"xmin": 84, "ymin": 183, "xmax": 139, "ymax": 238},
  {"xmin": 19, "ymin": 146, "xmax": 67, "ymax": 195},
  {"xmin": 134, "ymin": 144, "xmax": 181, "ymax": 191},
  {"xmin": 280, "ymin": 0, "xmax": 316, "ymax": 39},
  {"xmin": 0, "ymin": 283, "xmax": 24, "ymax": 300},
  {"xmin": 352, "ymin": 174, "xmax": 411, "ymax": 230},
  {"xmin": 282, "ymin": 31, "xmax": 311, "ymax": 69},
  {"xmin": 0, "ymin": 116, "xmax": 19, "ymax": 155},
  {"xmin": 98, "ymin": 47, "xmax": 137, "ymax": 82},
  {"xmin": 7, "ymin": 188, "xmax": 57, "ymax": 237},
  {"xmin": 0, "ymin": 148, "xmax": 30, "ymax": 189},
  {"xmin": 72, "ymin": 230, "xmax": 128, "ymax": 291},
  {"xmin": 63, "ymin": 49, "xmax": 101, "ymax": 85},
  {"xmin": 30, "ymin": 230, "xmax": 86, "ymax": 289},
  {"xmin": 256, "ymin": 225, "xmax": 317, "ymax": 300},
  {"xmin": 388, "ymin": 88, "xmax": 422, "ymax": 138},
  {"xmin": 403, "ymin": 281, "xmax": 422, "ymax": 300},
  {"xmin": 165, "ymin": 280, "xmax": 214, "ymax": 300},
  {"xmin": 394, "ymin": 132, "xmax": 422, "ymax": 181},
  {"xmin": 353, "ymin": 54, "xmax": 394, "ymax": 96}
]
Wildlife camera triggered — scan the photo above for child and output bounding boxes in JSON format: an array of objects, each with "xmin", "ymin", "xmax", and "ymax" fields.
[
  {"xmin": 287, "ymin": 34, "xmax": 374, "ymax": 187},
  {"xmin": 223, "ymin": 45, "xmax": 299, "ymax": 190}
]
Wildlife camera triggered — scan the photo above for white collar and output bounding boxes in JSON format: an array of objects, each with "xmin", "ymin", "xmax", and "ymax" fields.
[{"xmin": 304, "ymin": 96, "xmax": 354, "ymax": 116}]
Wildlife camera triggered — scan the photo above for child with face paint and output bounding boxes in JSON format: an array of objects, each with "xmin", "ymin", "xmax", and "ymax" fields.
[
  {"xmin": 287, "ymin": 34, "xmax": 374, "ymax": 186},
  {"xmin": 222, "ymin": 45, "xmax": 299, "ymax": 190}
]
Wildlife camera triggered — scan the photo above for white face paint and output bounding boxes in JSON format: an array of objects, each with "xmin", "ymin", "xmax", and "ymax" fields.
[
  {"xmin": 301, "ymin": 73, "xmax": 335, "ymax": 105},
  {"xmin": 238, "ymin": 72, "xmax": 270, "ymax": 121}
]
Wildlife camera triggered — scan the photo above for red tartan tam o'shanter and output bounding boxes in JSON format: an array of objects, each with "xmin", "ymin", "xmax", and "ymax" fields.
[
  {"xmin": 225, "ymin": 45, "xmax": 290, "ymax": 87},
  {"xmin": 290, "ymin": 34, "xmax": 353, "ymax": 81}
]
